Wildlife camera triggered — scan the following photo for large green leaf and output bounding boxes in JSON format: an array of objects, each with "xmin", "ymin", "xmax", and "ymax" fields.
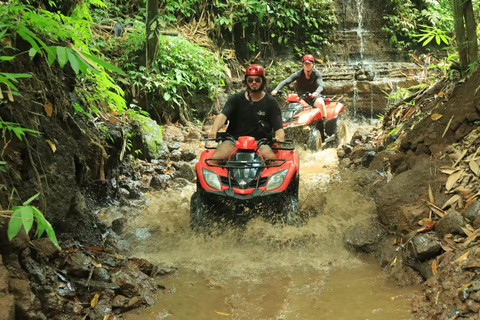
[
  {"xmin": 67, "ymin": 49, "xmax": 80, "ymax": 75},
  {"xmin": 56, "ymin": 46, "xmax": 68, "ymax": 68},
  {"xmin": 81, "ymin": 52, "xmax": 126, "ymax": 76}
]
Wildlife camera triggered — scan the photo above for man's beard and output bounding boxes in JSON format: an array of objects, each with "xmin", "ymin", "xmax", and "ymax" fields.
[{"xmin": 249, "ymin": 86, "xmax": 263, "ymax": 93}]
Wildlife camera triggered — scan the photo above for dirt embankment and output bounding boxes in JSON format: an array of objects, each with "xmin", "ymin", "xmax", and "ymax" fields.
[
  {"xmin": 341, "ymin": 70, "xmax": 480, "ymax": 319},
  {"xmin": 0, "ymin": 47, "xmax": 205, "ymax": 318}
]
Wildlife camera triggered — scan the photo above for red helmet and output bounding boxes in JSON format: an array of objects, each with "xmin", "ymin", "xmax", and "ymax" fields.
[
  {"xmin": 302, "ymin": 54, "xmax": 315, "ymax": 63},
  {"xmin": 245, "ymin": 64, "xmax": 265, "ymax": 77}
]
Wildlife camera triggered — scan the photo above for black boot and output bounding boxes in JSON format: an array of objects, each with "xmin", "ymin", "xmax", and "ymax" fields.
[{"xmin": 321, "ymin": 116, "xmax": 327, "ymax": 141}]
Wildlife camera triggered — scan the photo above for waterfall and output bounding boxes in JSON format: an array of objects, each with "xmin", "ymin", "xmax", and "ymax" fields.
[
  {"xmin": 354, "ymin": 0, "xmax": 365, "ymax": 60},
  {"xmin": 352, "ymin": 79, "xmax": 359, "ymax": 118}
]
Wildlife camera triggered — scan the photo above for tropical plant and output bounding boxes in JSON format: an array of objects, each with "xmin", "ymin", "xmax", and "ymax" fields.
[{"xmin": 1, "ymin": 193, "xmax": 60, "ymax": 250}]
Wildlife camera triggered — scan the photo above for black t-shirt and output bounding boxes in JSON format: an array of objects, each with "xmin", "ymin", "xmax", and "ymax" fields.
[
  {"xmin": 273, "ymin": 68, "xmax": 324, "ymax": 94},
  {"xmin": 221, "ymin": 91, "xmax": 283, "ymax": 140}
]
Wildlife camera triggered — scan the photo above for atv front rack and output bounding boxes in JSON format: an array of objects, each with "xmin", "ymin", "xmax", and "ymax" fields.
[
  {"xmin": 203, "ymin": 136, "xmax": 296, "ymax": 151},
  {"xmin": 205, "ymin": 158, "xmax": 286, "ymax": 168}
]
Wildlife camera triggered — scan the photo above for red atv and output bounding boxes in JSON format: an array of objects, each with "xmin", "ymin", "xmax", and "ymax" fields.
[
  {"xmin": 190, "ymin": 132, "xmax": 300, "ymax": 231},
  {"xmin": 278, "ymin": 92, "xmax": 347, "ymax": 151}
]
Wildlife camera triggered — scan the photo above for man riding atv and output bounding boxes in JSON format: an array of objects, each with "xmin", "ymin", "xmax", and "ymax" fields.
[
  {"xmin": 271, "ymin": 54, "xmax": 327, "ymax": 139},
  {"xmin": 208, "ymin": 64, "xmax": 285, "ymax": 159}
]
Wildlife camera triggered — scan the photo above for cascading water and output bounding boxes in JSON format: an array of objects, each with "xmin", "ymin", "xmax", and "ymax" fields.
[{"xmin": 354, "ymin": 0, "xmax": 365, "ymax": 60}]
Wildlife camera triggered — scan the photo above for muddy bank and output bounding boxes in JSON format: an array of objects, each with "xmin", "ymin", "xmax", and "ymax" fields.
[{"xmin": 339, "ymin": 69, "xmax": 480, "ymax": 319}]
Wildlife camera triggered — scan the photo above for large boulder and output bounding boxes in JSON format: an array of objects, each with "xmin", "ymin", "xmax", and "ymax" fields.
[{"xmin": 374, "ymin": 161, "xmax": 434, "ymax": 229}]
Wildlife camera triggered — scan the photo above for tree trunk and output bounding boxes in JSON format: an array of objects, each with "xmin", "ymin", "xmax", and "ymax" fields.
[
  {"xmin": 146, "ymin": 0, "xmax": 159, "ymax": 71},
  {"xmin": 451, "ymin": 0, "xmax": 468, "ymax": 73},
  {"xmin": 463, "ymin": 0, "xmax": 478, "ymax": 67}
]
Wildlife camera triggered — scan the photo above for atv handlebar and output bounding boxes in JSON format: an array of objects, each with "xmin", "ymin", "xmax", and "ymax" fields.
[{"xmin": 203, "ymin": 133, "xmax": 295, "ymax": 150}]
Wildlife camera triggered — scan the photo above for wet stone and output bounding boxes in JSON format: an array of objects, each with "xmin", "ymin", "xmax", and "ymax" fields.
[
  {"xmin": 170, "ymin": 149, "xmax": 182, "ymax": 161},
  {"xmin": 168, "ymin": 142, "xmax": 181, "ymax": 151},
  {"xmin": 93, "ymin": 267, "xmax": 111, "ymax": 282},
  {"xmin": 410, "ymin": 233, "xmax": 442, "ymax": 261},
  {"xmin": 465, "ymin": 201, "xmax": 480, "ymax": 222},
  {"xmin": 435, "ymin": 210, "xmax": 465, "ymax": 236},
  {"xmin": 180, "ymin": 149, "xmax": 196, "ymax": 161},
  {"xmin": 172, "ymin": 162, "xmax": 195, "ymax": 181},
  {"xmin": 65, "ymin": 252, "xmax": 92, "ymax": 277}
]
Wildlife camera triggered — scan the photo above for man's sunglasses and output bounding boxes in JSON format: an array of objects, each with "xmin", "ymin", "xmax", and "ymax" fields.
[{"xmin": 247, "ymin": 78, "xmax": 262, "ymax": 83}]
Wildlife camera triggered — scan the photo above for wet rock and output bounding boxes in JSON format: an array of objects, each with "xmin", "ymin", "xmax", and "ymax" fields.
[
  {"xmin": 93, "ymin": 267, "xmax": 111, "ymax": 282},
  {"xmin": 112, "ymin": 218, "xmax": 126, "ymax": 234},
  {"xmin": 397, "ymin": 205, "xmax": 429, "ymax": 235},
  {"xmin": 31, "ymin": 238, "xmax": 59, "ymax": 259},
  {"xmin": 173, "ymin": 162, "xmax": 195, "ymax": 181},
  {"xmin": 465, "ymin": 201, "xmax": 480, "ymax": 223},
  {"xmin": 150, "ymin": 174, "xmax": 172, "ymax": 189},
  {"xmin": 168, "ymin": 142, "xmax": 181, "ymax": 151},
  {"xmin": 361, "ymin": 150, "xmax": 376, "ymax": 167},
  {"xmin": 130, "ymin": 258, "xmax": 177, "ymax": 278},
  {"xmin": 405, "ymin": 257, "xmax": 434, "ymax": 280},
  {"xmin": 110, "ymin": 261, "xmax": 158, "ymax": 306},
  {"xmin": 112, "ymin": 294, "xmax": 141, "ymax": 311},
  {"xmin": 65, "ymin": 252, "xmax": 92, "ymax": 277},
  {"xmin": 170, "ymin": 149, "xmax": 182, "ymax": 162},
  {"xmin": 344, "ymin": 216, "xmax": 386, "ymax": 252},
  {"xmin": 435, "ymin": 210, "xmax": 465, "ymax": 236},
  {"xmin": 73, "ymin": 278, "xmax": 120, "ymax": 292},
  {"xmin": 459, "ymin": 289, "xmax": 470, "ymax": 302},
  {"xmin": 409, "ymin": 233, "xmax": 442, "ymax": 261},
  {"xmin": 180, "ymin": 149, "xmax": 196, "ymax": 161},
  {"xmin": 374, "ymin": 161, "xmax": 434, "ymax": 227}
]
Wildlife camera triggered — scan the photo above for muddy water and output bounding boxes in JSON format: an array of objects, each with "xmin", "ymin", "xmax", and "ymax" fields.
[{"xmin": 122, "ymin": 145, "xmax": 419, "ymax": 320}]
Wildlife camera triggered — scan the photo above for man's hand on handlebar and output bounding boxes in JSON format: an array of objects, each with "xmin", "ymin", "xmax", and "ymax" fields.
[
  {"xmin": 208, "ymin": 131, "xmax": 217, "ymax": 139},
  {"xmin": 271, "ymin": 90, "xmax": 278, "ymax": 96}
]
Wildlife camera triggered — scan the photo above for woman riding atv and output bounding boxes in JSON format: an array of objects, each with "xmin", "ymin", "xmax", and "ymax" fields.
[{"xmin": 271, "ymin": 54, "xmax": 327, "ymax": 138}]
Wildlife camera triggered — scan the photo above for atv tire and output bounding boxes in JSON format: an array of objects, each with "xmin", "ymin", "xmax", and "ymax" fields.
[
  {"xmin": 190, "ymin": 191, "xmax": 212, "ymax": 232},
  {"xmin": 306, "ymin": 128, "xmax": 322, "ymax": 151},
  {"xmin": 282, "ymin": 194, "xmax": 299, "ymax": 225}
]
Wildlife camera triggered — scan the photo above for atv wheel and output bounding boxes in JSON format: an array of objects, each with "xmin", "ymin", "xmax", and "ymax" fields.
[
  {"xmin": 335, "ymin": 120, "xmax": 348, "ymax": 147},
  {"xmin": 282, "ymin": 194, "xmax": 299, "ymax": 225},
  {"xmin": 190, "ymin": 191, "xmax": 212, "ymax": 232},
  {"xmin": 306, "ymin": 128, "xmax": 322, "ymax": 151}
]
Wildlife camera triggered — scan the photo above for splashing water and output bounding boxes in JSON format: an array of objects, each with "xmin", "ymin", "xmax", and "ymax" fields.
[{"xmin": 120, "ymin": 142, "xmax": 418, "ymax": 320}]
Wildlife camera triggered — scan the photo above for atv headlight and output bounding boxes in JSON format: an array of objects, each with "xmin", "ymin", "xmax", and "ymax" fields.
[
  {"xmin": 203, "ymin": 168, "xmax": 221, "ymax": 190},
  {"xmin": 298, "ymin": 113, "xmax": 310, "ymax": 124},
  {"xmin": 266, "ymin": 169, "xmax": 288, "ymax": 191}
]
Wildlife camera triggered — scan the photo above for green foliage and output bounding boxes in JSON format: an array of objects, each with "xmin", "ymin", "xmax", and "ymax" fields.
[
  {"xmin": 158, "ymin": 0, "xmax": 335, "ymax": 57},
  {"xmin": 382, "ymin": 0, "xmax": 453, "ymax": 53},
  {"xmin": 413, "ymin": 24, "xmax": 451, "ymax": 46},
  {"xmin": 0, "ymin": 121, "xmax": 41, "ymax": 140},
  {"xmin": 123, "ymin": 34, "xmax": 225, "ymax": 120},
  {"xmin": 0, "ymin": 161, "xmax": 6, "ymax": 173},
  {"xmin": 7, "ymin": 193, "xmax": 60, "ymax": 250},
  {"xmin": 0, "ymin": 2, "xmax": 127, "ymax": 115}
]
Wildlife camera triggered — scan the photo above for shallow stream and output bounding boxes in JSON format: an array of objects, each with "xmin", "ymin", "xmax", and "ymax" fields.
[{"xmin": 119, "ymin": 142, "xmax": 419, "ymax": 320}]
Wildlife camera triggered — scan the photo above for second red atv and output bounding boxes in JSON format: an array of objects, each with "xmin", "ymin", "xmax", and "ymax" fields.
[
  {"xmin": 190, "ymin": 133, "xmax": 300, "ymax": 231},
  {"xmin": 278, "ymin": 92, "xmax": 347, "ymax": 151}
]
